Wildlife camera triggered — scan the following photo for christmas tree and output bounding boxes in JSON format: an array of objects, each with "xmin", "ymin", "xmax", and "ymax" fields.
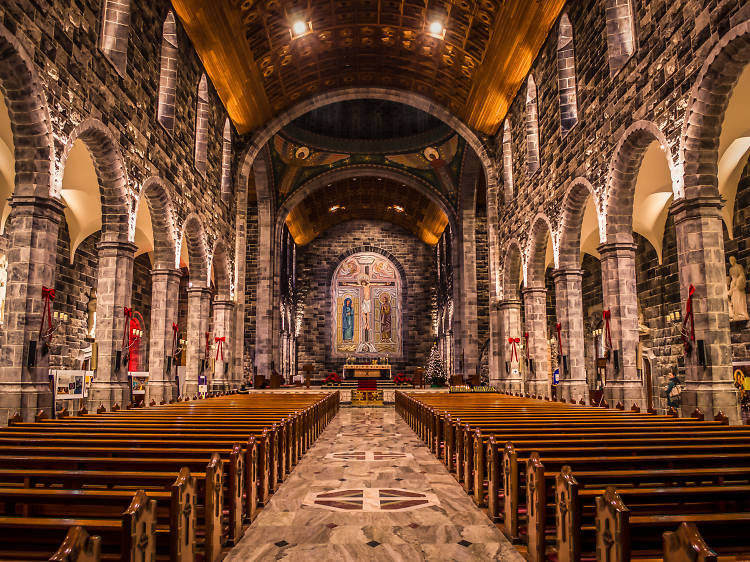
[{"xmin": 425, "ymin": 344, "xmax": 448, "ymax": 386}]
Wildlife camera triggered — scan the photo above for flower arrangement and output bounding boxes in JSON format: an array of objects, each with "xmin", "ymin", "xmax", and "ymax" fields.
[
  {"xmin": 393, "ymin": 373, "xmax": 412, "ymax": 386},
  {"xmin": 323, "ymin": 372, "xmax": 341, "ymax": 386}
]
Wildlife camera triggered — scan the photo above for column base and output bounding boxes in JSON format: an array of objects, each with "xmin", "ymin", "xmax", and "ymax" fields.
[
  {"xmin": 88, "ymin": 381, "xmax": 129, "ymax": 412},
  {"xmin": 0, "ymin": 382, "xmax": 54, "ymax": 424},
  {"xmin": 526, "ymin": 379, "xmax": 550, "ymax": 398},
  {"xmin": 680, "ymin": 382, "xmax": 741, "ymax": 424},
  {"xmin": 183, "ymin": 382, "xmax": 199, "ymax": 398},
  {"xmin": 559, "ymin": 381, "xmax": 589, "ymax": 404},
  {"xmin": 604, "ymin": 381, "xmax": 646, "ymax": 410},
  {"xmin": 147, "ymin": 379, "xmax": 177, "ymax": 404}
]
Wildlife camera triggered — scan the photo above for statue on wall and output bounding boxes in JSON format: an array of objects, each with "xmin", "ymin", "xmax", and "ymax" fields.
[
  {"xmin": 637, "ymin": 303, "xmax": 650, "ymax": 337},
  {"xmin": 0, "ymin": 254, "xmax": 7, "ymax": 325},
  {"xmin": 86, "ymin": 289, "xmax": 97, "ymax": 337},
  {"xmin": 342, "ymin": 298, "xmax": 354, "ymax": 341},
  {"xmin": 728, "ymin": 256, "xmax": 749, "ymax": 322}
]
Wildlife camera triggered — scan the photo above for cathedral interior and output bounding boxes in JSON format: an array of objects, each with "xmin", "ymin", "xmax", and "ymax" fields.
[{"xmin": 0, "ymin": 0, "xmax": 750, "ymax": 559}]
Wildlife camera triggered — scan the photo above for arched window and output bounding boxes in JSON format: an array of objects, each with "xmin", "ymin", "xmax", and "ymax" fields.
[
  {"xmin": 605, "ymin": 0, "xmax": 637, "ymax": 76},
  {"xmin": 195, "ymin": 74, "xmax": 209, "ymax": 175},
  {"xmin": 157, "ymin": 12, "xmax": 178, "ymax": 132},
  {"xmin": 220, "ymin": 118, "xmax": 232, "ymax": 201},
  {"xmin": 331, "ymin": 252, "xmax": 402, "ymax": 357},
  {"xmin": 502, "ymin": 120, "xmax": 514, "ymax": 200},
  {"xmin": 526, "ymin": 75, "xmax": 540, "ymax": 175},
  {"xmin": 99, "ymin": 0, "xmax": 130, "ymax": 76},
  {"xmin": 557, "ymin": 13, "xmax": 578, "ymax": 135}
]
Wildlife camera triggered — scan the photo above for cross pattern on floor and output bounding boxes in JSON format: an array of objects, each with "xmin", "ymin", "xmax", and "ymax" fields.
[{"xmin": 302, "ymin": 487, "xmax": 439, "ymax": 512}]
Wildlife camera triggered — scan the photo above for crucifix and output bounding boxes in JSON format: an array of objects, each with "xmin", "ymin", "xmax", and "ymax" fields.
[{"xmin": 338, "ymin": 274, "xmax": 394, "ymax": 342}]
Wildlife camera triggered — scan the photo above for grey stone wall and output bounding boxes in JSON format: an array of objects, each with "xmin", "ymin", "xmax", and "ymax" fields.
[
  {"xmin": 296, "ymin": 220, "xmax": 436, "ymax": 378},
  {"xmin": 476, "ymin": 203, "xmax": 490, "ymax": 351},
  {"xmin": 1, "ymin": 0, "xmax": 234, "ymax": 252}
]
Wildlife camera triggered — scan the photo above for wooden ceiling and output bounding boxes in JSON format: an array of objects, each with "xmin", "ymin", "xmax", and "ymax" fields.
[
  {"xmin": 285, "ymin": 176, "xmax": 449, "ymax": 245},
  {"xmin": 171, "ymin": 0, "xmax": 566, "ymax": 135}
]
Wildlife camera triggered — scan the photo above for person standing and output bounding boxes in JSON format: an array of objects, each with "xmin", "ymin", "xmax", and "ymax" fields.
[{"xmin": 665, "ymin": 372, "xmax": 682, "ymax": 408}]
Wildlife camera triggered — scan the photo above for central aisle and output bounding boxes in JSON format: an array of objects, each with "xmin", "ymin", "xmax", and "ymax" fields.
[{"xmin": 228, "ymin": 407, "xmax": 522, "ymax": 561}]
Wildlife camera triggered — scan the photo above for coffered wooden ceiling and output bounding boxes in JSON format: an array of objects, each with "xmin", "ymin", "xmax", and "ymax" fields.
[
  {"xmin": 285, "ymin": 176, "xmax": 449, "ymax": 245},
  {"xmin": 171, "ymin": 0, "xmax": 566, "ymax": 135}
]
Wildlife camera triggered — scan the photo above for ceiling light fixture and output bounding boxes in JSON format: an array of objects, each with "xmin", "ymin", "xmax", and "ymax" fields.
[
  {"xmin": 388, "ymin": 205, "xmax": 405, "ymax": 213},
  {"xmin": 427, "ymin": 20, "xmax": 446, "ymax": 39},
  {"xmin": 290, "ymin": 20, "xmax": 312, "ymax": 39},
  {"xmin": 329, "ymin": 205, "xmax": 345, "ymax": 213}
]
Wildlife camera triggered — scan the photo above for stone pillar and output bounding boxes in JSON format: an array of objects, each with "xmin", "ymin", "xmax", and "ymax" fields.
[
  {"xmin": 672, "ymin": 196, "xmax": 740, "ymax": 422},
  {"xmin": 523, "ymin": 287, "xmax": 550, "ymax": 398},
  {"xmin": 185, "ymin": 287, "xmax": 211, "ymax": 396},
  {"xmin": 488, "ymin": 302, "xmax": 503, "ymax": 387},
  {"xmin": 89, "ymin": 241, "xmax": 137, "ymax": 411},
  {"xmin": 147, "ymin": 268, "xmax": 181, "ymax": 404},
  {"xmin": 553, "ymin": 268, "xmax": 588, "ymax": 402},
  {"xmin": 458, "ymin": 213, "xmax": 479, "ymax": 379},
  {"xmin": 498, "ymin": 299, "xmax": 523, "ymax": 393},
  {"xmin": 598, "ymin": 242, "xmax": 645, "ymax": 409},
  {"xmin": 212, "ymin": 299, "xmax": 235, "ymax": 390},
  {"xmin": 0, "ymin": 196, "xmax": 64, "ymax": 424}
]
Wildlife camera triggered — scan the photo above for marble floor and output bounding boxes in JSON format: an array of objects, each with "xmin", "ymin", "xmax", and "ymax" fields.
[{"xmin": 227, "ymin": 407, "xmax": 523, "ymax": 561}]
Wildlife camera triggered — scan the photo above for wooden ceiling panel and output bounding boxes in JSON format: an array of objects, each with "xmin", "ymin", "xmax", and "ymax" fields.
[
  {"xmin": 172, "ymin": 0, "xmax": 565, "ymax": 135},
  {"xmin": 285, "ymin": 176, "xmax": 448, "ymax": 246}
]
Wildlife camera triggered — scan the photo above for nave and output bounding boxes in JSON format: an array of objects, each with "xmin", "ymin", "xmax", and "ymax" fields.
[{"xmin": 227, "ymin": 406, "xmax": 521, "ymax": 561}]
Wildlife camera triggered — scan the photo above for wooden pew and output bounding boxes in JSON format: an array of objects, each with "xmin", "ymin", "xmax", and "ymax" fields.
[
  {"xmin": 0, "ymin": 490, "xmax": 155, "ymax": 562},
  {"xmin": 49, "ymin": 526, "xmax": 101, "ymax": 562}
]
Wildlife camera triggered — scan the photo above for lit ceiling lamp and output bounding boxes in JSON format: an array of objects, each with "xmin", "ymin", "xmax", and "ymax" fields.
[
  {"xmin": 388, "ymin": 204, "xmax": 405, "ymax": 213},
  {"xmin": 290, "ymin": 20, "xmax": 312, "ymax": 39},
  {"xmin": 329, "ymin": 205, "xmax": 345, "ymax": 213},
  {"xmin": 426, "ymin": 19, "xmax": 446, "ymax": 39}
]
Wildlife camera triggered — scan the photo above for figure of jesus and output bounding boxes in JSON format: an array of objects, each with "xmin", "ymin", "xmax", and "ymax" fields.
[{"xmin": 339, "ymin": 274, "xmax": 395, "ymax": 342}]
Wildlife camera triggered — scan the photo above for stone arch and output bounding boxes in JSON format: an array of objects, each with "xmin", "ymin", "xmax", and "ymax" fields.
[
  {"xmin": 502, "ymin": 239, "xmax": 524, "ymax": 300},
  {"xmin": 680, "ymin": 18, "xmax": 750, "ymax": 198},
  {"xmin": 605, "ymin": 120, "xmax": 678, "ymax": 244},
  {"xmin": 525, "ymin": 213, "xmax": 554, "ymax": 288},
  {"xmin": 274, "ymin": 165, "xmax": 459, "ymax": 241},
  {"xmin": 210, "ymin": 240, "xmax": 231, "ymax": 300},
  {"xmin": 0, "ymin": 24, "xmax": 55, "ymax": 199},
  {"xmin": 58, "ymin": 118, "xmax": 130, "ymax": 242},
  {"xmin": 137, "ymin": 176, "xmax": 178, "ymax": 269},
  {"xmin": 327, "ymin": 245, "xmax": 408, "ymax": 291},
  {"xmin": 238, "ymin": 87, "xmax": 499, "ymax": 203},
  {"xmin": 558, "ymin": 177, "xmax": 601, "ymax": 269},
  {"xmin": 180, "ymin": 213, "xmax": 209, "ymax": 287}
]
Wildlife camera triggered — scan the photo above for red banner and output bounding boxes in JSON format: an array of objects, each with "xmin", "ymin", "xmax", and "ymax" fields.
[
  {"xmin": 682, "ymin": 284, "xmax": 696, "ymax": 354},
  {"xmin": 602, "ymin": 310, "xmax": 613, "ymax": 350}
]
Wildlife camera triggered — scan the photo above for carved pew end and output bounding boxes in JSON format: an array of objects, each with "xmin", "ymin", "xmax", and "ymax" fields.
[
  {"xmin": 662, "ymin": 522, "xmax": 718, "ymax": 562},
  {"xmin": 667, "ymin": 406, "xmax": 679, "ymax": 417},
  {"xmin": 714, "ymin": 411, "xmax": 729, "ymax": 425},
  {"xmin": 111, "ymin": 403, "xmax": 121, "ymax": 412},
  {"xmin": 49, "ymin": 526, "xmax": 102, "ymax": 562},
  {"xmin": 96, "ymin": 404, "xmax": 107, "ymax": 414},
  {"xmin": 34, "ymin": 409, "xmax": 48, "ymax": 422},
  {"xmin": 77, "ymin": 406, "xmax": 88, "ymax": 416},
  {"xmin": 615, "ymin": 401, "xmax": 624, "ymax": 410},
  {"xmin": 8, "ymin": 412, "xmax": 22, "ymax": 425},
  {"xmin": 691, "ymin": 408, "xmax": 705, "ymax": 421},
  {"xmin": 630, "ymin": 403, "xmax": 640, "ymax": 413}
]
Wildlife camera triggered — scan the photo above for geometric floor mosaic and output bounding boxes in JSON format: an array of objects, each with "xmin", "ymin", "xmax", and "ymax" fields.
[
  {"xmin": 324, "ymin": 451, "xmax": 414, "ymax": 462},
  {"xmin": 302, "ymin": 488, "xmax": 439, "ymax": 512}
]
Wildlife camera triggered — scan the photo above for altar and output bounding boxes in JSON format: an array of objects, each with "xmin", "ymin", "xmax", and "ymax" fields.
[{"xmin": 342, "ymin": 364, "xmax": 392, "ymax": 379}]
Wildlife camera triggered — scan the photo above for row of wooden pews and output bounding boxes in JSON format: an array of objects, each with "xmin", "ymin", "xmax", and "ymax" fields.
[
  {"xmin": 0, "ymin": 390, "xmax": 339, "ymax": 562},
  {"xmin": 396, "ymin": 390, "xmax": 750, "ymax": 562}
]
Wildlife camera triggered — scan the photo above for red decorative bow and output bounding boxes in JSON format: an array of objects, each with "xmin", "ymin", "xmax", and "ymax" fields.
[
  {"xmin": 508, "ymin": 337, "xmax": 520, "ymax": 363},
  {"xmin": 682, "ymin": 284, "xmax": 696, "ymax": 354},
  {"xmin": 39, "ymin": 286, "xmax": 55, "ymax": 341},
  {"xmin": 602, "ymin": 310, "xmax": 613, "ymax": 350},
  {"xmin": 215, "ymin": 336, "xmax": 226, "ymax": 361},
  {"xmin": 556, "ymin": 322, "xmax": 563, "ymax": 356},
  {"xmin": 523, "ymin": 332, "xmax": 529, "ymax": 360}
]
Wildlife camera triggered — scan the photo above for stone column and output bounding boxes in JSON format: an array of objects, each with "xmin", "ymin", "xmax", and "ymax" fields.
[
  {"xmin": 458, "ymin": 213, "xmax": 479, "ymax": 379},
  {"xmin": 147, "ymin": 268, "xmax": 181, "ymax": 404},
  {"xmin": 0, "ymin": 196, "xmax": 64, "ymax": 424},
  {"xmin": 185, "ymin": 287, "xmax": 211, "ymax": 396},
  {"xmin": 671, "ymin": 196, "xmax": 740, "ymax": 422},
  {"xmin": 598, "ymin": 242, "xmax": 645, "ymax": 409},
  {"xmin": 212, "ymin": 299, "xmax": 235, "ymax": 390},
  {"xmin": 498, "ymin": 299, "xmax": 523, "ymax": 393},
  {"xmin": 89, "ymin": 240, "xmax": 137, "ymax": 411},
  {"xmin": 488, "ymin": 302, "xmax": 503, "ymax": 387},
  {"xmin": 522, "ymin": 287, "xmax": 550, "ymax": 398},
  {"xmin": 553, "ymin": 268, "xmax": 588, "ymax": 402}
]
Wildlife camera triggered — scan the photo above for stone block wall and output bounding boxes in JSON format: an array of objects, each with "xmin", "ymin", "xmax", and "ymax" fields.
[
  {"xmin": 243, "ymin": 203, "xmax": 259, "ymax": 371},
  {"xmin": 296, "ymin": 220, "xmax": 436, "ymax": 377},
  {"xmin": 1, "ymin": 0, "xmax": 234, "ymax": 259},
  {"xmin": 475, "ymin": 204, "xmax": 490, "ymax": 351}
]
